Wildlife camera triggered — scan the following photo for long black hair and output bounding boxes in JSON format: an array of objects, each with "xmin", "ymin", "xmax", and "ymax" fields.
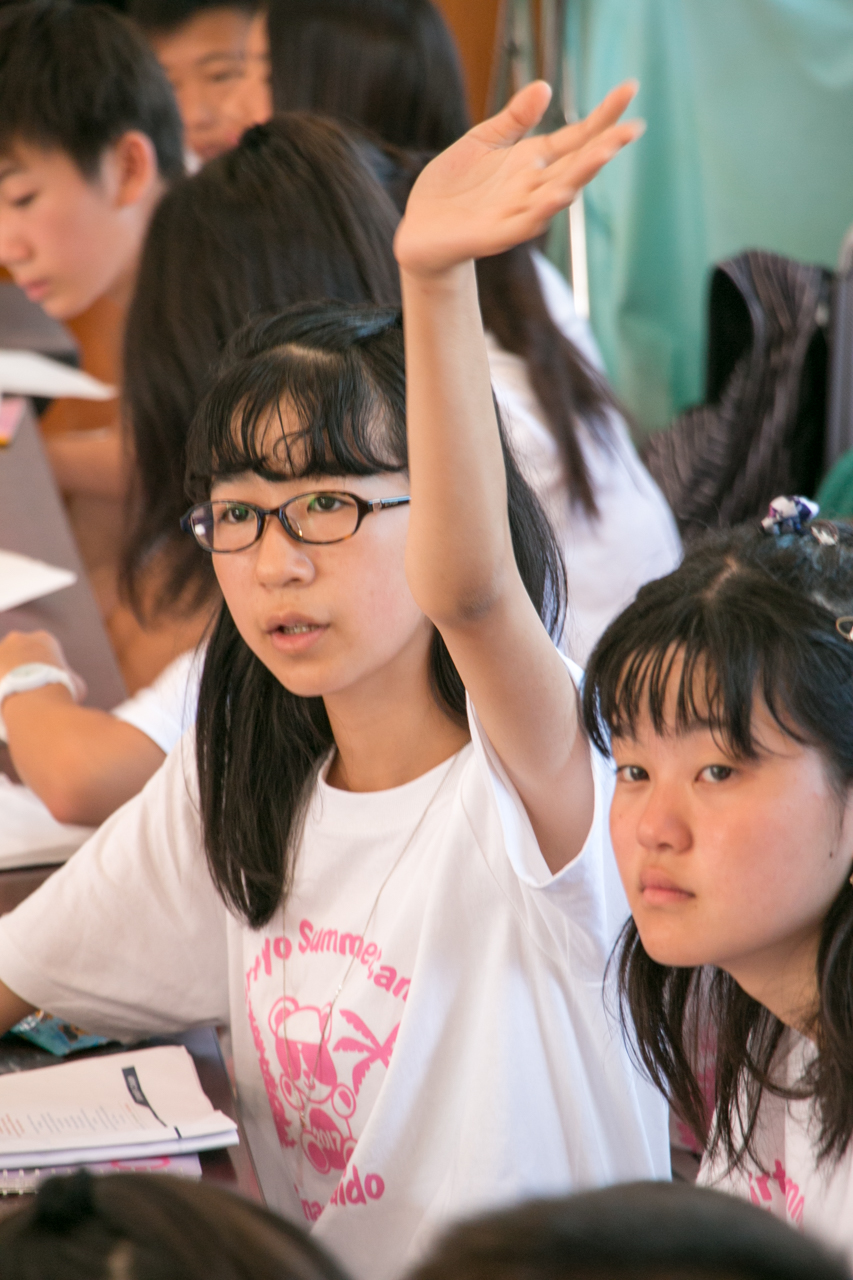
[
  {"xmin": 265, "ymin": 0, "xmax": 469, "ymax": 152},
  {"xmin": 122, "ymin": 113, "xmax": 401, "ymax": 621},
  {"xmin": 265, "ymin": 0, "xmax": 621, "ymax": 517},
  {"xmin": 582, "ymin": 520, "xmax": 853, "ymax": 1170},
  {"xmin": 186, "ymin": 301, "xmax": 566, "ymax": 930}
]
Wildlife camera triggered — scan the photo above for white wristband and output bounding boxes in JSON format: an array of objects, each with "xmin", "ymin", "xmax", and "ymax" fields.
[{"xmin": 0, "ymin": 663, "xmax": 78, "ymax": 744}]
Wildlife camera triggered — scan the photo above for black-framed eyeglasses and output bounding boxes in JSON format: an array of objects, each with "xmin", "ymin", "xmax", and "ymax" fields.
[{"xmin": 180, "ymin": 491, "xmax": 411, "ymax": 553}]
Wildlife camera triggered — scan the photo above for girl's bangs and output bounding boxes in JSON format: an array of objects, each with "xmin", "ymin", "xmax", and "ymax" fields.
[
  {"xmin": 596, "ymin": 633, "xmax": 759, "ymax": 760},
  {"xmin": 187, "ymin": 343, "xmax": 407, "ymax": 497},
  {"xmin": 584, "ymin": 568, "xmax": 831, "ymax": 762}
]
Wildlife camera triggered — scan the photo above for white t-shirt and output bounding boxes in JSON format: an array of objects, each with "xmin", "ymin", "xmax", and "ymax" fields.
[
  {"xmin": 697, "ymin": 1033, "xmax": 853, "ymax": 1266},
  {"xmin": 112, "ymin": 647, "xmax": 202, "ymax": 754},
  {"xmin": 486, "ymin": 255, "xmax": 682, "ymax": 663},
  {"xmin": 0, "ymin": 658, "xmax": 669, "ymax": 1280}
]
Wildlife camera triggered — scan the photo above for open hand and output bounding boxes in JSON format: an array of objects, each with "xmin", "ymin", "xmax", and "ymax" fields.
[{"xmin": 394, "ymin": 79, "xmax": 643, "ymax": 278}]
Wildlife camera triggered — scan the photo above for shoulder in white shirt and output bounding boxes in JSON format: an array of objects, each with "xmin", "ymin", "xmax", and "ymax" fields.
[{"xmin": 698, "ymin": 1033, "xmax": 853, "ymax": 1267}]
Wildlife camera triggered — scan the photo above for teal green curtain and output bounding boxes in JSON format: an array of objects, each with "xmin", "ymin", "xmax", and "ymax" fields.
[{"xmin": 564, "ymin": 0, "xmax": 853, "ymax": 434}]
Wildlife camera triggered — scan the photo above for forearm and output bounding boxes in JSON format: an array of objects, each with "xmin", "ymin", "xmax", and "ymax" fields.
[
  {"xmin": 46, "ymin": 428, "xmax": 128, "ymax": 500},
  {"xmin": 3, "ymin": 686, "xmax": 165, "ymax": 826},
  {"xmin": 400, "ymin": 262, "xmax": 517, "ymax": 623},
  {"xmin": 0, "ymin": 982, "xmax": 35, "ymax": 1033}
]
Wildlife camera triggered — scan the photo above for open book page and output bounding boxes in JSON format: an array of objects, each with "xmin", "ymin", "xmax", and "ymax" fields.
[
  {"xmin": 0, "ymin": 1044, "xmax": 238, "ymax": 1167},
  {"xmin": 0, "ymin": 351, "xmax": 115, "ymax": 401},
  {"xmin": 0, "ymin": 548, "xmax": 76, "ymax": 612}
]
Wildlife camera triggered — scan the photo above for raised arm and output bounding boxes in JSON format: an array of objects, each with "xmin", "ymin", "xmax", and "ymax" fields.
[{"xmin": 395, "ymin": 81, "xmax": 643, "ymax": 872}]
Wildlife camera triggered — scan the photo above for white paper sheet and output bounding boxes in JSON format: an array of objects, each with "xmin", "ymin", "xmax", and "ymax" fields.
[
  {"xmin": 0, "ymin": 1045, "xmax": 238, "ymax": 1168},
  {"xmin": 0, "ymin": 548, "xmax": 76, "ymax": 612},
  {"xmin": 0, "ymin": 776, "xmax": 93, "ymax": 868},
  {"xmin": 0, "ymin": 351, "xmax": 115, "ymax": 401}
]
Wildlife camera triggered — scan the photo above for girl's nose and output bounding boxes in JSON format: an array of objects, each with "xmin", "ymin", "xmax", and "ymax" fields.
[
  {"xmin": 253, "ymin": 513, "xmax": 314, "ymax": 586},
  {"xmin": 635, "ymin": 785, "xmax": 692, "ymax": 854}
]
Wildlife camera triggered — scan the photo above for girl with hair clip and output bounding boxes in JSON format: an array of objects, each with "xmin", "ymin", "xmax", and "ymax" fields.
[
  {"xmin": 224, "ymin": 0, "xmax": 682, "ymax": 661},
  {"xmin": 0, "ymin": 114, "xmax": 401, "ymax": 826},
  {"xmin": 0, "ymin": 83, "xmax": 667, "ymax": 1278},
  {"xmin": 582, "ymin": 495, "xmax": 853, "ymax": 1264}
]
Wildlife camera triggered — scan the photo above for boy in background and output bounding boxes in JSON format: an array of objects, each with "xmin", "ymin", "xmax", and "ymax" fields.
[
  {"xmin": 129, "ymin": 0, "xmax": 258, "ymax": 165},
  {"xmin": 0, "ymin": 0, "xmax": 184, "ymax": 682}
]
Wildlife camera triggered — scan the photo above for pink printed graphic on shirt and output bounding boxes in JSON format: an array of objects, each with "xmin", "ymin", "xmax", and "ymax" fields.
[
  {"xmin": 748, "ymin": 1160, "xmax": 805, "ymax": 1227},
  {"xmin": 245, "ymin": 921, "xmax": 409, "ymax": 1212}
]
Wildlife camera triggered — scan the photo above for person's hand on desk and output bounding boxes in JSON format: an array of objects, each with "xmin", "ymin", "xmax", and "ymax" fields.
[
  {"xmin": 0, "ymin": 630, "xmax": 86, "ymax": 695},
  {"xmin": 0, "ymin": 629, "xmax": 166, "ymax": 827}
]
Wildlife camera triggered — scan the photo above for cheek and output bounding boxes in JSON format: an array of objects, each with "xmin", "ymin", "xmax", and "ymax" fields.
[
  {"xmin": 336, "ymin": 540, "xmax": 421, "ymax": 645},
  {"xmin": 213, "ymin": 560, "xmax": 254, "ymax": 633}
]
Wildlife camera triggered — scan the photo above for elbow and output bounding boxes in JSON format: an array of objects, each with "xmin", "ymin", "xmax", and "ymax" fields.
[
  {"xmin": 407, "ymin": 553, "xmax": 508, "ymax": 631},
  {"xmin": 37, "ymin": 774, "xmax": 105, "ymax": 828}
]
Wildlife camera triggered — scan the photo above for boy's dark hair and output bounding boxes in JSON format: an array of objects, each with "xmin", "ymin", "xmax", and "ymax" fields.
[
  {"xmin": 128, "ymin": 0, "xmax": 258, "ymax": 35},
  {"xmin": 0, "ymin": 1169, "xmax": 351, "ymax": 1280},
  {"xmin": 583, "ymin": 519, "xmax": 853, "ymax": 1172},
  {"xmin": 121, "ymin": 113, "xmax": 402, "ymax": 622},
  {"xmin": 407, "ymin": 1182, "xmax": 851, "ymax": 1280},
  {"xmin": 186, "ymin": 300, "xmax": 566, "ymax": 929},
  {"xmin": 0, "ymin": 1, "xmax": 183, "ymax": 180}
]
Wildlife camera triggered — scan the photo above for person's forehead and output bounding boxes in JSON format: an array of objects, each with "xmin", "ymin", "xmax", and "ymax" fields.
[
  {"xmin": 151, "ymin": 7, "xmax": 253, "ymax": 69},
  {"xmin": 0, "ymin": 142, "xmax": 94, "ymax": 187}
]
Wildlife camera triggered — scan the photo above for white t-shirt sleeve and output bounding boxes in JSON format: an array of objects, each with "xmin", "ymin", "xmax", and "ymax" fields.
[
  {"xmin": 465, "ymin": 652, "xmax": 629, "ymax": 965},
  {"xmin": 111, "ymin": 648, "xmax": 203, "ymax": 754},
  {"xmin": 0, "ymin": 733, "xmax": 229, "ymax": 1040}
]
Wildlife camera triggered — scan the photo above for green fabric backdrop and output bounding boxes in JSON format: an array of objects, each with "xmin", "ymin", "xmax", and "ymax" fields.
[{"xmin": 564, "ymin": 0, "xmax": 853, "ymax": 434}]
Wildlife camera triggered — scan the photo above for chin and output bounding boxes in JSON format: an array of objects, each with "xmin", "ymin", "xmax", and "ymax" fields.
[{"xmin": 633, "ymin": 922, "xmax": 711, "ymax": 970}]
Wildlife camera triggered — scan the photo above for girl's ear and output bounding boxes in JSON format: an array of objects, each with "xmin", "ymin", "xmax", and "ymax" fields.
[{"xmin": 105, "ymin": 131, "xmax": 162, "ymax": 211}]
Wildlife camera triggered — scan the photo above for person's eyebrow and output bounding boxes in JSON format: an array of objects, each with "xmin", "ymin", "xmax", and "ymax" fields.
[
  {"xmin": 0, "ymin": 161, "xmax": 23, "ymax": 184},
  {"xmin": 196, "ymin": 50, "xmax": 245, "ymax": 65}
]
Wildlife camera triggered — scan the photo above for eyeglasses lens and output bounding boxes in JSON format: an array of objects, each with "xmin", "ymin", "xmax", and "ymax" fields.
[
  {"xmin": 190, "ymin": 494, "xmax": 361, "ymax": 551},
  {"xmin": 286, "ymin": 493, "xmax": 360, "ymax": 543}
]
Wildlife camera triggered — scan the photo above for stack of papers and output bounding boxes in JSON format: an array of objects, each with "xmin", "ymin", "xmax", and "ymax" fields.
[
  {"xmin": 0, "ymin": 777, "xmax": 93, "ymax": 867},
  {"xmin": 0, "ymin": 549, "xmax": 76, "ymax": 613},
  {"xmin": 0, "ymin": 1045, "xmax": 238, "ymax": 1168},
  {"xmin": 0, "ymin": 1153, "xmax": 201, "ymax": 1195}
]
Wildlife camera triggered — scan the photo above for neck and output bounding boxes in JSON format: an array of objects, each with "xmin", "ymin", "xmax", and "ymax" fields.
[
  {"xmin": 324, "ymin": 629, "xmax": 470, "ymax": 792},
  {"xmin": 724, "ymin": 926, "xmax": 821, "ymax": 1039}
]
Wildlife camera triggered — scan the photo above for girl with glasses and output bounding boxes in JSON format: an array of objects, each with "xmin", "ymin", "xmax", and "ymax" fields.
[{"xmin": 0, "ymin": 84, "xmax": 668, "ymax": 1277}]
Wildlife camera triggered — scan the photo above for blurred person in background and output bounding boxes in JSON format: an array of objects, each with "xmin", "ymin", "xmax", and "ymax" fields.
[
  {"xmin": 0, "ymin": 1170, "xmax": 351, "ymax": 1280},
  {"xmin": 0, "ymin": 0, "xmax": 183, "ymax": 631},
  {"xmin": 129, "ymin": 0, "xmax": 259, "ymax": 166},
  {"xmin": 407, "ymin": 1182, "xmax": 852, "ymax": 1280}
]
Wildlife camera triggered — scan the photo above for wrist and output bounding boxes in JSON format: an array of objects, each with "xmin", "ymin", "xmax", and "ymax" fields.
[{"xmin": 0, "ymin": 664, "xmax": 79, "ymax": 743}]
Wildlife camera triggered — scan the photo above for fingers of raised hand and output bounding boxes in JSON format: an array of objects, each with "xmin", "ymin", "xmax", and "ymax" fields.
[
  {"xmin": 538, "ymin": 80, "xmax": 640, "ymax": 164},
  {"xmin": 473, "ymin": 80, "xmax": 553, "ymax": 149}
]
